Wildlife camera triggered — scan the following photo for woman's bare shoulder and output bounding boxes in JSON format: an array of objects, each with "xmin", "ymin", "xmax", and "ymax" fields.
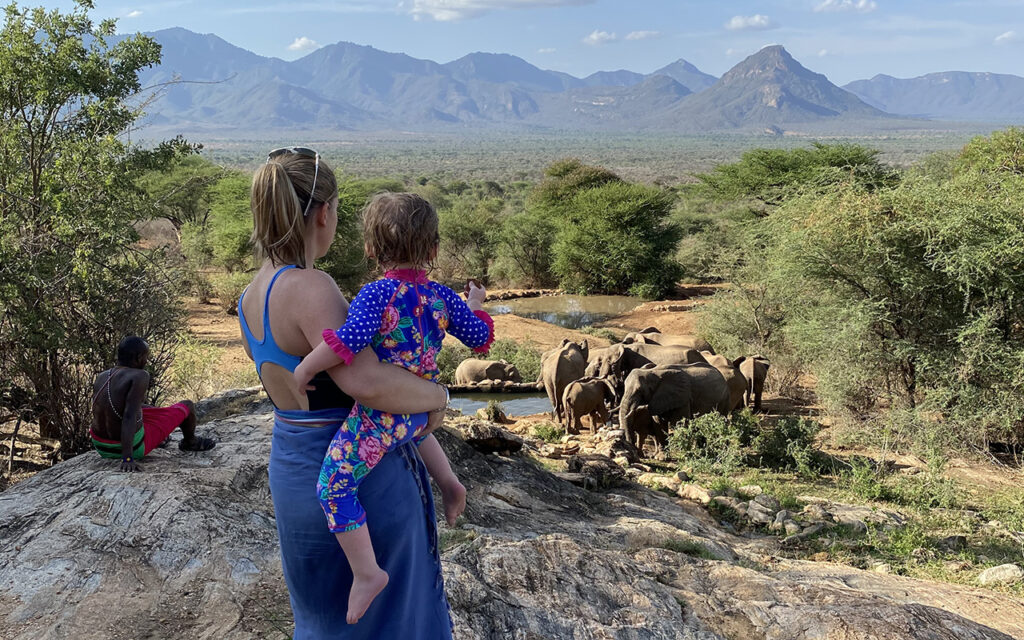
[{"xmin": 276, "ymin": 268, "xmax": 348, "ymax": 321}]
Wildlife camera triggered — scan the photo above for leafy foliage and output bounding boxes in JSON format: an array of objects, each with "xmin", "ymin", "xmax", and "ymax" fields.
[
  {"xmin": 551, "ymin": 180, "xmax": 682, "ymax": 297},
  {"xmin": 697, "ymin": 132, "xmax": 1024, "ymax": 455},
  {"xmin": 0, "ymin": 1, "xmax": 185, "ymax": 453},
  {"xmin": 695, "ymin": 142, "xmax": 897, "ymax": 211}
]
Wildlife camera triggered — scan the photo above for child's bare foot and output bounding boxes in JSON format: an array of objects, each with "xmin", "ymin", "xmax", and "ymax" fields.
[
  {"xmin": 347, "ymin": 567, "xmax": 389, "ymax": 624},
  {"xmin": 440, "ymin": 479, "xmax": 466, "ymax": 526}
]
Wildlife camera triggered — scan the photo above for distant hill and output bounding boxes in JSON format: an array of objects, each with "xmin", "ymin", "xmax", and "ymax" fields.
[
  {"xmin": 843, "ymin": 72, "xmax": 1024, "ymax": 122},
  {"xmin": 582, "ymin": 70, "xmax": 646, "ymax": 88},
  {"xmin": 445, "ymin": 52, "xmax": 579, "ymax": 92},
  {"xmin": 534, "ymin": 75, "xmax": 692, "ymax": 126},
  {"xmin": 661, "ymin": 46, "xmax": 886, "ymax": 130},
  {"xmin": 651, "ymin": 59, "xmax": 718, "ymax": 93},
  {"xmin": 126, "ymin": 29, "xmax": 1020, "ymax": 134}
]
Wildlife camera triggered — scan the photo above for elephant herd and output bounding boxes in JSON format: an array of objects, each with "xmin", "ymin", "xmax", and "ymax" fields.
[
  {"xmin": 451, "ymin": 327, "xmax": 770, "ymax": 451},
  {"xmin": 539, "ymin": 328, "xmax": 770, "ymax": 450}
]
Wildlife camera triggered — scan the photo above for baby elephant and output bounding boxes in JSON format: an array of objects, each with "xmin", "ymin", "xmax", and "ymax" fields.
[
  {"xmin": 734, "ymin": 355, "xmax": 771, "ymax": 412},
  {"xmin": 454, "ymin": 359, "xmax": 523, "ymax": 385},
  {"xmin": 561, "ymin": 377, "xmax": 617, "ymax": 435}
]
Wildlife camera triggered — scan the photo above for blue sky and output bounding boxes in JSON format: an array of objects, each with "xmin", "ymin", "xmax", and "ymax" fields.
[{"xmin": 39, "ymin": 0, "xmax": 1024, "ymax": 84}]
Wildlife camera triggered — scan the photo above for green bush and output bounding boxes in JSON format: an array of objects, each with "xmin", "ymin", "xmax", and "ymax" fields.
[
  {"xmin": 211, "ymin": 272, "xmax": 252, "ymax": 315},
  {"xmin": 692, "ymin": 131, "xmax": 1024, "ymax": 455},
  {"xmin": 165, "ymin": 334, "xmax": 221, "ymax": 402},
  {"xmin": 668, "ymin": 412, "xmax": 745, "ymax": 474},
  {"xmin": 436, "ymin": 196, "xmax": 503, "ymax": 283},
  {"xmin": 551, "ymin": 180, "xmax": 682, "ymax": 297},
  {"xmin": 207, "ymin": 172, "xmax": 254, "ymax": 273},
  {"xmin": 532, "ymin": 422, "xmax": 564, "ymax": 443},
  {"xmin": 845, "ymin": 457, "xmax": 893, "ymax": 502},
  {"xmin": 748, "ymin": 416, "xmax": 822, "ymax": 475},
  {"xmin": 0, "ymin": 3, "xmax": 184, "ymax": 454},
  {"xmin": 493, "ymin": 207, "xmax": 557, "ymax": 287}
]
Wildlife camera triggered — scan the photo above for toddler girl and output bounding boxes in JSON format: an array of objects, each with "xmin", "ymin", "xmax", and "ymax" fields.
[{"xmin": 294, "ymin": 192, "xmax": 493, "ymax": 624}]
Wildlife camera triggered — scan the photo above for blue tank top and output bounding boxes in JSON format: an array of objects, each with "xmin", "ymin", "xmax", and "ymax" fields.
[
  {"xmin": 238, "ymin": 265, "xmax": 302, "ymax": 375},
  {"xmin": 239, "ymin": 265, "xmax": 354, "ymax": 412}
]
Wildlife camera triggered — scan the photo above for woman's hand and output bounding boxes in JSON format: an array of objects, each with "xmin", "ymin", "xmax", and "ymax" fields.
[{"xmin": 423, "ymin": 406, "xmax": 446, "ymax": 436}]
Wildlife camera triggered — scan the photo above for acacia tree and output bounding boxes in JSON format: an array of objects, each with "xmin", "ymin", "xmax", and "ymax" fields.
[{"xmin": 0, "ymin": 1, "xmax": 186, "ymax": 453}]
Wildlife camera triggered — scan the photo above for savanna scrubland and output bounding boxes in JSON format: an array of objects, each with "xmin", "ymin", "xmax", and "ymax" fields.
[{"xmin": 1, "ymin": 3, "xmax": 1023, "ymax": 636}]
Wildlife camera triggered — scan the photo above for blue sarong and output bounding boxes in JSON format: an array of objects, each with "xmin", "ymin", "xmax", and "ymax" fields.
[{"xmin": 270, "ymin": 408, "xmax": 453, "ymax": 639}]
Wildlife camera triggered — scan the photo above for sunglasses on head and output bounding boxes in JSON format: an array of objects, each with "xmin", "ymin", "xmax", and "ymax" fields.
[{"xmin": 267, "ymin": 147, "xmax": 320, "ymax": 217}]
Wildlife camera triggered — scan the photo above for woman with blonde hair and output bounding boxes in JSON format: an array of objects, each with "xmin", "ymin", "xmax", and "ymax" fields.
[{"xmin": 238, "ymin": 147, "xmax": 453, "ymax": 638}]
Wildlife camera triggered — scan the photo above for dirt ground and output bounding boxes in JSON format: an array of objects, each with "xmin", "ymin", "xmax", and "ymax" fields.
[{"xmin": 186, "ymin": 298, "xmax": 257, "ymax": 387}]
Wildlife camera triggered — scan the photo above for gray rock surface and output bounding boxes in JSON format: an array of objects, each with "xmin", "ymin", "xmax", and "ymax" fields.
[
  {"xmin": 978, "ymin": 564, "xmax": 1024, "ymax": 586},
  {"xmin": 2, "ymin": 407, "xmax": 1023, "ymax": 639}
]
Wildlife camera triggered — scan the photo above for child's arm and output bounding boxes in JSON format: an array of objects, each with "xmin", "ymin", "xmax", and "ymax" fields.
[
  {"xmin": 293, "ymin": 280, "xmax": 390, "ymax": 392},
  {"xmin": 436, "ymin": 281, "xmax": 494, "ymax": 354},
  {"xmin": 294, "ymin": 341, "xmax": 343, "ymax": 391},
  {"xmin": 418, "ymin": 434, "xmax": 466, "ymax": 526}
]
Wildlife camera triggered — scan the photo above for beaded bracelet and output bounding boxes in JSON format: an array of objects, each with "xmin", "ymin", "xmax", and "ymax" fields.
[{"xmin": 431, "ymin": 384, "xmax": 450, "ymax": 413}]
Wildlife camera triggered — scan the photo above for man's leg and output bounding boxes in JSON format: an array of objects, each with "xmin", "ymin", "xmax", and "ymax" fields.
[
  {"xmin": 178, "ymin": 399, "xmax": 215, "ymax": 451},
  {"xmin": 177, "ymin": 400, "xmax": 197, "ymax": 443}
]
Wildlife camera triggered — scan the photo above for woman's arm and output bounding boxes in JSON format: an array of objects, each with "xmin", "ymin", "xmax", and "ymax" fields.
[
  {"xmin": 329, "ymin": 349, "xmax": 447, "ymax": 415},
  {"xmin": 293, "ymin": 270, "xmax": 447, "ymax": 415}
]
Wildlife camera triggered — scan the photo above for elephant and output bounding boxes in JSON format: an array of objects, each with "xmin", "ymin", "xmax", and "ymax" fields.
[
  {"xmin": 623, "ymin": 331, "xmax": 715, "ymax": 353},
  {"xmin": 700, "ymin": 351, "xmax": 746, "ymax": 412},
  {"xmin": 584, "ymin": 343, "xmax": 708, "ymax": 396},
  {"xmin": 454, "ymin": 359, "xmax": 522, "ymax": 385},
  {"xmin": 618, "ymin": 363, "xmax": 732, "ymax": 450},
  {"xmin": 735, "ymin": 355, "xmax": 771, "ymax": 412},
  {"xmin": 561, "ymin": 376, "xmax": 617, "ymax": 435},
  {"xmin": 540, "ymin": 338, "xmax": 589, "ymax": 424}
]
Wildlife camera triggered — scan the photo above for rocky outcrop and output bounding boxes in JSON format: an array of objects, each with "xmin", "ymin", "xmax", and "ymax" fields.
[{"xmin": 2, "ymin": 407, "xmax": 1023, "ymax": 640}]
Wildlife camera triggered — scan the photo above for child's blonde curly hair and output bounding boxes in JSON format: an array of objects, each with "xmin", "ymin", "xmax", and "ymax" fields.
[{"xmin": 362, "ymin": 192, "xmax": 439, "ymax": 269}]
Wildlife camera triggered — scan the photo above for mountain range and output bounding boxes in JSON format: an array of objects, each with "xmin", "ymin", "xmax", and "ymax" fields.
[{"xmin": 130, "ymin": 28, "xmax": 1024, "ymax": 133}]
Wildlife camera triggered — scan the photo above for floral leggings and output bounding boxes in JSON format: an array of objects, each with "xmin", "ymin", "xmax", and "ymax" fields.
[{"xmin": 317, "ymin": 403, "xmax": 428, "ymax": 533}]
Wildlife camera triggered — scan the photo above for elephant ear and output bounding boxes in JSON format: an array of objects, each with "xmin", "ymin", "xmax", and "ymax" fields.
[
  {"xmin": 560, "ymin": 338, "xmax": 571, "ymax": 348},
  {"xmin": 639, "ymin": 326, "xmax": 659, "ymax": 334},
  {"xmin": 600, "ymin": 378, "xmax": 617, "ymax": 402},
  {"xmin": 622, "ymin": 334, "xmax": 636, "ymax": 345},
  {"xmin": 580, "ymin": 339, "xmax": 589, "ymax": 360},
  {"xmin": 732, "ymin": 356, "xmax": 746, "ymax": 368},
  {"xmin": 640, "ymin": 363, "xmax": 657, "ymax": 370}
]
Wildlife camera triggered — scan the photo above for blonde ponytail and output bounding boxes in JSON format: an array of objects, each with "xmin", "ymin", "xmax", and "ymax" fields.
[{"xmin": 250, "ymin": 153, "xmax": 338, "ymax": 268}]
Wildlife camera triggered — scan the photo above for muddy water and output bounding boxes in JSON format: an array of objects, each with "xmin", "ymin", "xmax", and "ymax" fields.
[
  {"xmin": 450, "ymin": 392, "xmax": 552, "ymax": 417},
  {"xmin": 484, "ymin": 295, "xmax": 641, "ymax": 330}
]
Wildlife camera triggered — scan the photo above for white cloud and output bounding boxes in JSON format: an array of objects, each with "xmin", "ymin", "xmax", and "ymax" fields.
[
  {"xmin": 818, "ymin": 48, "xmax": 829, "ymax": 56},
  {"xmin": 582, "ymin": 29, "xmax": 617, "ymax": 45},
  {"xmin": 725, "ymin": 48, "xmax": 742, "ymax": 57},
  {"xmin": 287, "ymin": 36, "xmax": 321, "ymax": 52},
  {"xmin": 994, "ymin": 30, "xmax": 1019, "ymax": 45},
  {"xmin": 814, "ymin": 0, "xmax": 877, "ymax": 13},
  {"xmin": 537, "ymin": 47, "xmax": 556, "ymax": 53},
  {"xmin": 410, "ymin": 0, "xmax": 594, "ymax": 21},
  {"xmin": 724, "ymin": 15, "xmax": 776, "ymax": 31},
  {"xmin": 625, "ymin": 30, "xmax": 661, "ymax": 41},
  {"xmin": 125, "ymin": 9, "xmax": 142, "ymax": 18}
]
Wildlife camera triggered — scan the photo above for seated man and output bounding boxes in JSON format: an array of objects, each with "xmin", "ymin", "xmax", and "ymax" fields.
[{"xmin": 90, "ymin": 336, "xmax": 215, "ymax": 471}]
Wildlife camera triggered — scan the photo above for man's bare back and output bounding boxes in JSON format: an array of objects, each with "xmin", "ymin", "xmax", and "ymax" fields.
[
  {"xmin": 90, "ymin": 336, "xmax": 213, "ymax": 471},
  {"xmin": 91, "ymin": 366, "xmax": 149, "ymax": 442}
]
